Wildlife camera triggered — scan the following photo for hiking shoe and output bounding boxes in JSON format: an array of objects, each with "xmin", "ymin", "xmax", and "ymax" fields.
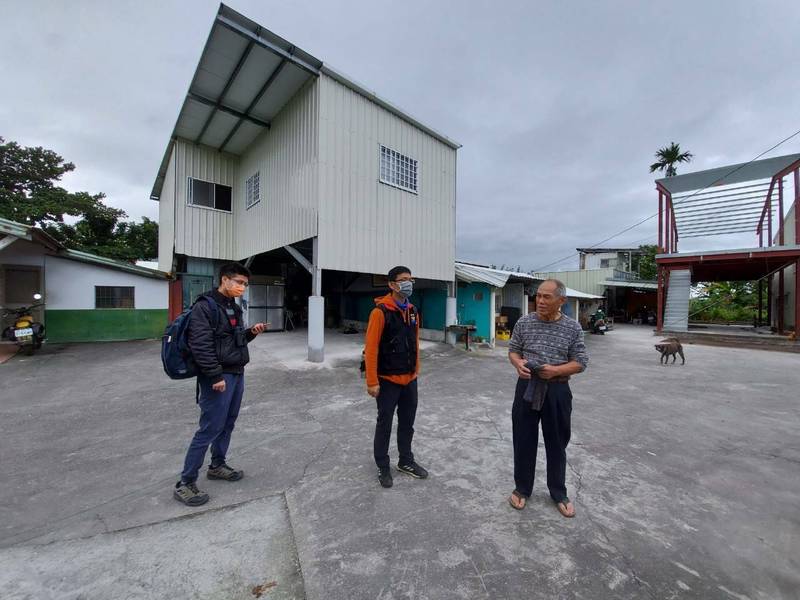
[
  {"xmin": 173, "ymin": 481, "xmax": 209, "ymax": 506},
  {"xmin": 378, "ymin": 467, "xmax": 393, "ymax": 488},
  {"xmin": 207, "ymin": 463, "xmax": 244, "ymax": 481},
  {"xmin": 397, "ymin": 461, "xmax": 429, "ymax": 479}
]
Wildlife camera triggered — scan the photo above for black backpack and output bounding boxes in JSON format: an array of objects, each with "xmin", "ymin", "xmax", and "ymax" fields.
[{"xmin": 161, "ymin": 296, "xmax": 219, "ymax": 379}]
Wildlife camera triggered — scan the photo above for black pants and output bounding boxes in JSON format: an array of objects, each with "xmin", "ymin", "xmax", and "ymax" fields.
[
  {"xmin": 512, "ymin": 377, "xmax": 572, "ymax": 502},
  {"xmin": 374, "ymin": 379, "xmax": 418, "ymax": 469}
]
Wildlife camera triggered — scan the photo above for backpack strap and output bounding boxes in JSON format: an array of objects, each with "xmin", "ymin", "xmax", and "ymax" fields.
[{"xmin": 195, "ymin": 295, "xmax": 221, "ymax": 331}]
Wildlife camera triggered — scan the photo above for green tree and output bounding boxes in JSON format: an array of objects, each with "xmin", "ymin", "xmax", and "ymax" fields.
[
  {"xmin": 649, "ymin": 142, "xmax": 693, "ymax": 177},
  {"xmin": 0, "ymin": 136, "xmax": 102, "ymax": 225},
  {"xmin": 632, "ymin": 244, "xmax": 658, "ymax": 280},
  {"xmin": 1, "ymin": 137, "xmax": 157, "ymax": 262},
  {"xmin": 689, "ymin": 281, "xmax": 763, "ymax": 323}
]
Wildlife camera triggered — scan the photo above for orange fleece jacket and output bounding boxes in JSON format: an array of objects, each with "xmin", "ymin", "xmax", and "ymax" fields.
[{"xmin": 364, "ymin": 293, "xmax": 421, "ymax": 388}]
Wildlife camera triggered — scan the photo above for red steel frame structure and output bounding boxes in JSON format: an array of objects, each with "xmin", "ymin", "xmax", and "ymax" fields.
[{"xmin": 654, "ymin": 154, "xmax": 800, "ymax": 336}]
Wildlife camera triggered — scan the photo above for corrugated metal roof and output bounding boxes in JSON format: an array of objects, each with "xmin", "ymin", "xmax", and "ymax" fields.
[
  {"xmin": 151, "ymin": 3, "xmax": 461, "ymax": 201},
  {"xmin": 455, "ymin": 262, "xmax": 603, "ymax": 298},
  {"xmin": 602, "ymin": 280, "xmax": 658, "ymax": 290},
  {"xmin": 455, "ymin": 262, "xmax": 536, "ymax": 287},
  {"xmin": 60, "ymin": 250, "xmax": 171, "ymax": 280},
  {"xmin": 1, "ymin": 217, "xmax": 169, "ymax": 280},
  {"xmin": 656, "ymin": 153, "xmax": 800, "ymax": 195}
]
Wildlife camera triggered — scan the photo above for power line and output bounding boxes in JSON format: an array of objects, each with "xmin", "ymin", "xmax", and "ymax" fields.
[{"xmin": 531, "ymin": 127, "xmax": 800, "ymax": 272}]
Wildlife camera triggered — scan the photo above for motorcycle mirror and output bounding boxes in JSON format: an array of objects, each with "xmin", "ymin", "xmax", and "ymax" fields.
[{"xmin": 33, "ymin": 293, "xmax": 42, "ymax": 301}]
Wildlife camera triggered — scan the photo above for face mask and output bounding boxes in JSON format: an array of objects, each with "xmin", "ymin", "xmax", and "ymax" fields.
[{"xmin": 396, "ymin": 280, "xmax": 413, "ymax": 297}]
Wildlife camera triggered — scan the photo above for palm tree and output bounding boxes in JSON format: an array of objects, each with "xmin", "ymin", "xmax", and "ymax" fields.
[{"xmin": 649, "ymin": 142, "xmax": 693, "ymax": 177}]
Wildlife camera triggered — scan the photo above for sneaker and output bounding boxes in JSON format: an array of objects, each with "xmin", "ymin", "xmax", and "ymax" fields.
[
  {"xmin": 397, "ymin": 461, "xmax": 428, "ymax": 479},
  {"xmin": 173, "ymin": 481, "xmax": 209, "ymax": 506},
  {"xmin": 207, "ymin": 463, "xmax": 244, "ymax": 481},
  {"xmin": 378, "ymin": 467, "xmax": 393, "ymax": 488}
]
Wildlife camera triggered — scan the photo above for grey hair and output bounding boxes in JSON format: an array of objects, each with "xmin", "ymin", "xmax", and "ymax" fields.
[{"xmin": 541, "ymin": 278, "xmax": 567, "ymax": 298}]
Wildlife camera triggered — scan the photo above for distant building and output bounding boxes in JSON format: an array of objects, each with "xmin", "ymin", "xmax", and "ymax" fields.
[{"xmin": 577, "ymin": 247, "xmax": 645, "ymax": 272}]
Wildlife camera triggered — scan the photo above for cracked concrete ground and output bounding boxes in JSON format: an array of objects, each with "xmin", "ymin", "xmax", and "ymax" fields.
[{"xmin": 0, "ymin": 325, "xmax": 798, "ymax": 599}]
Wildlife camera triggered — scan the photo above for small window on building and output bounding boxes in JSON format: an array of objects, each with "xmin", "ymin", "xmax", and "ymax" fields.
[
  {"xmin": 188, "ymin": 178, "xmax": 233, "ymax": 212},
  {"xmin": 246, "ymin": 171, "xmax": 260, "ymax": 209},
  {"xmin": 600, "ymin": 258, "xmax": 616, "ymax": 268},
  {"xmin": 95, "ymin": 286, "xmax": 135, "ymax": 309},
  {"xmin": 379, "ymin": 145, "xmax": 418, "ymax": 193}
]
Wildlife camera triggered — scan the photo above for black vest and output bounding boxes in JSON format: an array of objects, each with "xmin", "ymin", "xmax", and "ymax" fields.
[{"xmin": 377, "ymin": 304, "xmax": 418, "ymax": 376}]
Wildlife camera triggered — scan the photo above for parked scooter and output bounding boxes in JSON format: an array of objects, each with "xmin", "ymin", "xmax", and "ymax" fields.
[
  {"xmin": 2, "ymin": 293, "xmax": 45, "ymax": 355},
  {"xmin": 588, "ymin": 308, "xmax": 608, "ymax": 335}
]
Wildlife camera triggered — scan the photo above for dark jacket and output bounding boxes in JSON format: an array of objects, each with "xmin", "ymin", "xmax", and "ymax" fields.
[{"xmin": 187, "ymin": 290, "xmax": 256, "ymax": 383}]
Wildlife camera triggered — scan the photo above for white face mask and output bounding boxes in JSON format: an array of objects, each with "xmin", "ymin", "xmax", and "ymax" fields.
[{"xmin": 395, "ymin": 280, "xmax": 413, "ymax": 297}]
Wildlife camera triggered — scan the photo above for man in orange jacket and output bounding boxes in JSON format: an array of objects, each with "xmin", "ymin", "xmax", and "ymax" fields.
[{"xmin": 364, "ymin": 266, "xmax": 429, "ymax": 488}]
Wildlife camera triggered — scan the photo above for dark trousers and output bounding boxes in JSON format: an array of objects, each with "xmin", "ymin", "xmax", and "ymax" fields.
[
  {"xmin": 181, "ymin": 373, "xmax": 244, "ymax": 483},
  {"xmin": 374, "ymin": 379, "xmax": 418, "ymax": 469},
  {"xmin": 512, "ymin": 377, "xmax": 572, "ymax": 502}
]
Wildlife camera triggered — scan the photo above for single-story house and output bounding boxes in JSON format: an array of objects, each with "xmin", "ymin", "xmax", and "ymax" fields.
[{"xmin": 1, "ymin": 218, "xmax": 170, "ymax": 343}]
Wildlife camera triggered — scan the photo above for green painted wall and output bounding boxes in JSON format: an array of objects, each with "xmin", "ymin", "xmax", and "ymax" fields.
[
  {"xmin": 409, "ymin": 288, "xmax": 447, "ymax": 330},
  {"xmin": 351, "ymin": 289, "xmax": 447, "ymax": 331},
  {"xmin": 457, "ymin": 282, "xmax": 493, "ymax": 340},
  {"xmin": 45, "ymin": 309, "xmax": 168, "ymax": 343}
]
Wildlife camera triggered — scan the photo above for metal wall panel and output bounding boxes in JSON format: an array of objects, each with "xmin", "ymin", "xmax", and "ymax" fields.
[
  {"xmin": 532, "ymin": 268, "xmax": 616, "ymax": 295},
  {"xmin": 235, "ymin": 79, "xmax": 320, "ymax": 259},
  {"xmin": 157, "ymin": 150, "xmax": 176, "ymax": 272},
  {"xmin": 317, "ymin": 74, "xmax": 456, "ymax": 282},
  {"xmin": 172, "ymin": 140, "xmax": 238, "ymax": 261}
]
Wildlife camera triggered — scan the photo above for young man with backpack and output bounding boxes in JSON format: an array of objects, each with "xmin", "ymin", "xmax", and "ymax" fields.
[
  {"xmin": 364, "ymin": 266, "xmax": 429, "ymax": 488},
  {"xmin": 173, "ymin": 263, "xmax": 268, "ymax": 506}
]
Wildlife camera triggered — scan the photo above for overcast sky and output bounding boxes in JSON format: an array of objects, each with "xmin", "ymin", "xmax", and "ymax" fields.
[{"xmin": 2, "ymin": 0, "xmax": 799, "ymax": 272}]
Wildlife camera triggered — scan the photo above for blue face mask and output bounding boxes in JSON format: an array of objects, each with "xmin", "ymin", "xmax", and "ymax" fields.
[{"xmin": 396, "ymin": 280, "xmax": 413, "ymax": 298}]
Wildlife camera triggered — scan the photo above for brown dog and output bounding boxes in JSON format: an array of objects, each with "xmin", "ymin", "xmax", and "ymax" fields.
[{"xmin": 655, "ymin": 338, "xmax": 685, "ymax": 365}]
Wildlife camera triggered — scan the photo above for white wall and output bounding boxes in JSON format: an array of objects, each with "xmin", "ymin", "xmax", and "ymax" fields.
[
  {"xmin": 584, "ymin": 252, "xmax": 620, "ymax": 270},
  {"xmin": 158, "ymin": 151, "xmax": 177, "ymax": 272},
  {"xmin": 44, "ymin": 256, "xmax": 168, "ymax": 310},
  {"xmin": 170, "ymin": 140, "xmax": 238, "ymax": 261},
  {"xmin": 317, "ymin": 74, "xmax": 457, "ymax": 282},
  {"xmin": 236, "ymin": 79, "xmax": 320, "ymax": 260}
]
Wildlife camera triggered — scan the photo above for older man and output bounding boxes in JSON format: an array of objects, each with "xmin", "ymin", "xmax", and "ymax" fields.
[{"xmin": 507, "ymin": 279, "xmax": 588, "ymax": 517}]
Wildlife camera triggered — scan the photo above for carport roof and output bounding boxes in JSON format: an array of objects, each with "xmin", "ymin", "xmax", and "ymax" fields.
[
  {"xmin": 151, "ymin": 3, "xmax": 460, "ymax": 201},
  {"xmin": 656, "ymin": 245, "xmax": 800, "ymax": 282},
  {"xmin": 454, "ymin": 262, "xmax": 604, "ymax": 298}
]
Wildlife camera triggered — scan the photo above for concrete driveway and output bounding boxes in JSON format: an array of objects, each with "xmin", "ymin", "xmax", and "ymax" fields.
[{"xmin": 0, "ymin": 325, "xmax": 798, "ymax": 599}]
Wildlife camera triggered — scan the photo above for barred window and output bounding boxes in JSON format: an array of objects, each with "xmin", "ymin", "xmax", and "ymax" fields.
[
  {"xmin": 95, "ymin": 286, "xmax": 135, "ymax": 309},
  {"xmin": 379, "ymin": 145, "xmax": 418, "ymax": 193},
  {"xmin": 188, "ymin": 178, "xmax": 232, "ymax": 212},
  {"xmin": 246, "ymin": 171, "xmax": 260, "ymax": 209}
]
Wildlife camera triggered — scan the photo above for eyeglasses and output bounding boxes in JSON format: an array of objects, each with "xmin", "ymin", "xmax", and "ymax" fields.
[
  {"xmin": 227, "ymin": 278, "xmax": 249, "ymax": 288},
  {"xmin": 394, "ymin": 278, "xmax": 415, "ymax": 283}
]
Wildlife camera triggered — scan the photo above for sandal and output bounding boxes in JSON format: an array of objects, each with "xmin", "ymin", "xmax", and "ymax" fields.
[
  {"xmin": 508, "ymin": 490, "xmax": 527, "ymax": 510},
  {"xmin": 555, "ymin": 497, "xmax": 575, "ymax": 518}
]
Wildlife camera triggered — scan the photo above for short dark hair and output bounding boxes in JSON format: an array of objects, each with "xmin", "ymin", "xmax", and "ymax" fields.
[
  {"xmin": 387, "ymin": 265, "xmax": 411, "ymax": 282},
  {"xmin": 219, "ymin": 262, "xmax": 252, "ymax": 280}
]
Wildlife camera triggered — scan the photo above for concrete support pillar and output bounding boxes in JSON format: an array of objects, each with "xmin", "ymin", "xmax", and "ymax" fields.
[
  {"xmin": 308, "ymin": 237, "xmax": 324, "ymax": 363},
  {"xmin": 445, "ymin": 281, "xmax": 457, "ymax": 346}
]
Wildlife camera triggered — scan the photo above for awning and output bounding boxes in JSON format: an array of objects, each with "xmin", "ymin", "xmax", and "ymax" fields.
[
  {"xmin": 603, "ymin": 280, "xmax": 658, "ymax": 291},
  {"xmin": 455, "ymin": 262, "xmax": 537, "ymax": 288},
  {"xmin": 455, "ymin": 262, "xmax": 604, "ymax": 299}
]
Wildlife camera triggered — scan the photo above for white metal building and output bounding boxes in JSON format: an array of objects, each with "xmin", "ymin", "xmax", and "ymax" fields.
[{"xmin": 153, "ymin": 4, "xmax": 459, "ymax": 361}]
